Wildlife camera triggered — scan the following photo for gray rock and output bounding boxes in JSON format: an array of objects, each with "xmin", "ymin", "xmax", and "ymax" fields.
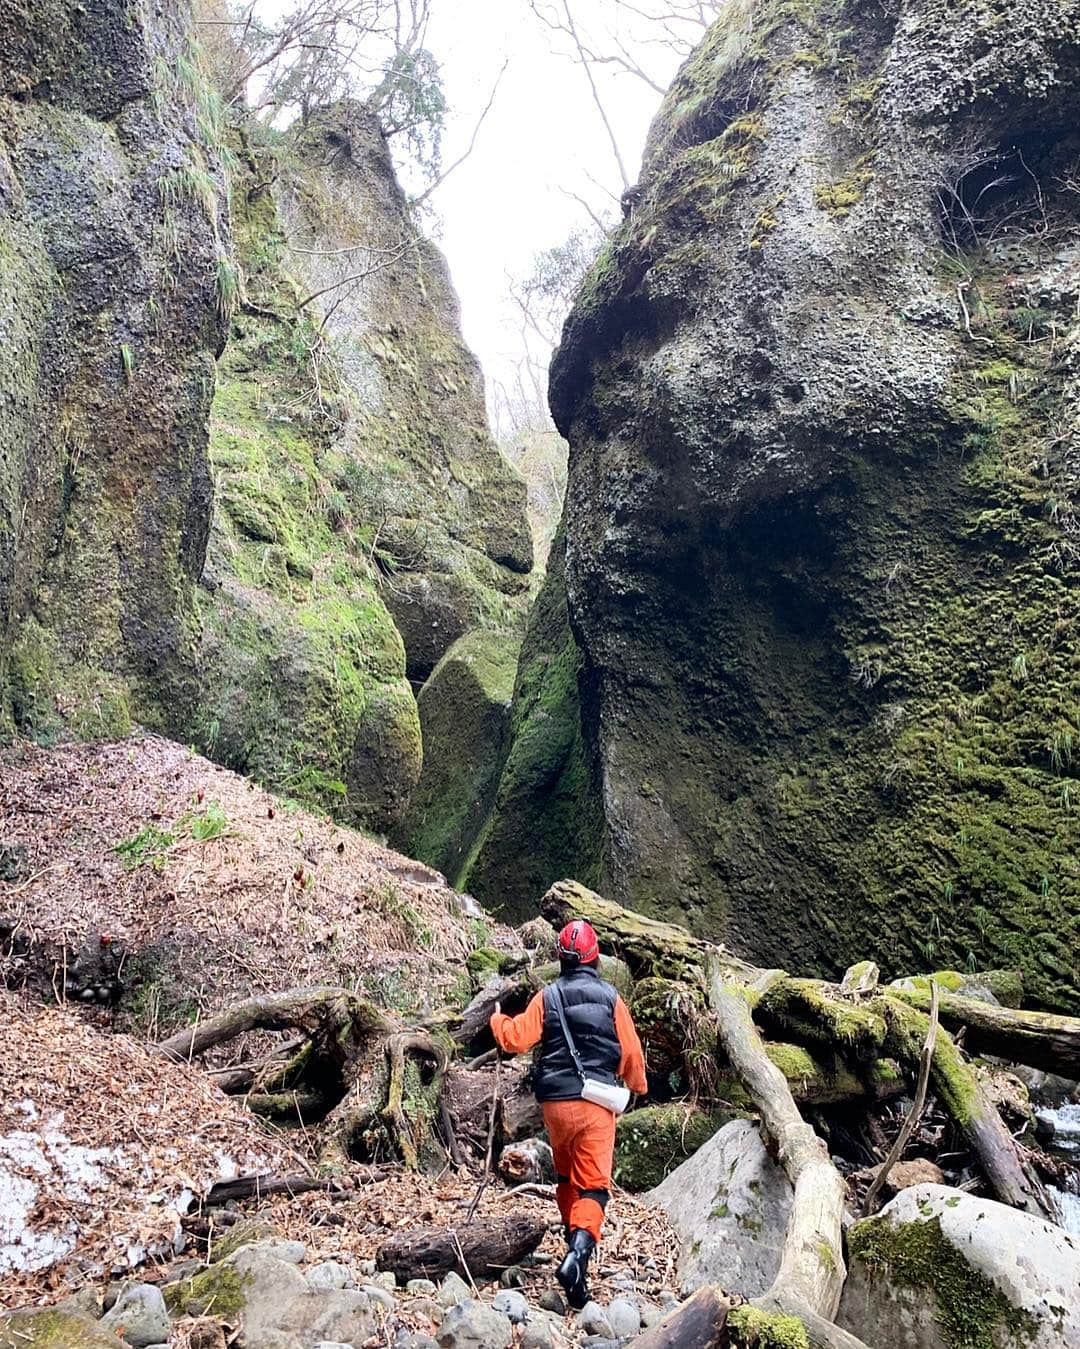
[
  {"xmin": 838, "ymin": 1183, "xmax": 1080, "ymax": 1348},
  {"xmin": 406, "ymin": 1278, "xmax": 438, "ymax": 1296},
  {"xmin": 395, "ymin": 1337, "xmax": 439, "ymax": 1349},
  {"xmin": 640, "ymin": 1303, "xmax": 665, "ymax": 1328},
  {"xmin": 606, "ymin": 1297, "xmax": 641, "ymax": 1338},
  {"xmin": 519, "ymin": 1327, "xmax": 559, "ymax": 1349},
  {"xmin": 246, "ymin": 1239, "xmax": 307, "ymax": 1265},
  {"xmin": 358, "ymin": 1259, "xmax": 378, "ymax": 1276},
  {"xmin": 491, "ymin": 1288, "xmax": 530, "ymax": 1324},
  {"xmin": 574, "ymin": 1302, "xmax": 612, "ymax": 1338},
  {"xmin": 100, "ymin": 1284, "xmax": 170, "ymax": 1348},
  {"xmin": 435, "ymin": 1299, "xmax": 513, "ymax": 1349},
  {"xmin": 55, "ymin": 1287, "xmax": 102, "ymax": 1320},
  {"xmin": 436, "ymin": 1271, "xmax": 473, "ymax": 1309},
  {"xmin": 361, "ymin": 1284, "xmax": 396, "ymax": 1310},
  {"xmin": 498, "ymin": 1264, "xmax": 526, "ymax": 1288},
  {"xmin": 307, "ymin": 1262, "xmax": 356, "ymax": 1292},
  {"xmin": 580, "ymin": 1340, "xmax": 620, "ymax": 1349},
  {"xmin": 369, "ymin": 1269, "xmax": 397, "ymax": 1290},
  {"xmin": 538, "ymin": 1289, "xmax": 567, "ymax": 1315},
  {"xmin": 218, "ymin": 1247, "xmax": 377, "ymax": 1349},
  {"xmin": 312, "ymin": 1344, "xmax": 355, "ymax": 1349},
  {"xmin": 647, "ymin": 1118, "xmax": 793, "ymax": 1297}
]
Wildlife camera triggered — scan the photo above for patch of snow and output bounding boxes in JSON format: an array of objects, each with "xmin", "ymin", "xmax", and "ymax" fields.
[
  {"xmin": 215, "ymin": 1151, "xmax": 239, "ymax": 1180},
  {"xmin": 0, "ymin": 1116, "xmax": 120, "ymax": 1273}
]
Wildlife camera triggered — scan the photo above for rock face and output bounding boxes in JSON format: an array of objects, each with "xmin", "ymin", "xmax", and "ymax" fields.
[
  {"xmin": 839, "ymin": 1182, "xmax": 1080, "ymax": 1347},
  {"xmin": 194, "ymin": 104, "xmax": 531, "ymax": 831},
  {"xmin": 542, "ymin": 0, "xmax": 1080, "ymax": 1005},
  {"xmin": 466, "ymin": 525, "xmax": 604, "ymax": 919},
  {"xmin": 0, "ymin": 0, "xmax": 228, "ymax": 742},
  {"xmin": 646, "ymin": 1117, "xmax": 792, "ymax": 1297}
]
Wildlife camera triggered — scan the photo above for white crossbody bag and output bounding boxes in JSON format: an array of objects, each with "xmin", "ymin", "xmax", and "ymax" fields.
[{"xmin": 551, "ymin": 985, "xmax": 631, "ymax": 1116}]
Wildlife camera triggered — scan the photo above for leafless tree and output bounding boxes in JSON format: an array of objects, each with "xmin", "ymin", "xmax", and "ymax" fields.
[{"xmin": 526, "ymin": 0, "xmax": 722, "ymax": 191}]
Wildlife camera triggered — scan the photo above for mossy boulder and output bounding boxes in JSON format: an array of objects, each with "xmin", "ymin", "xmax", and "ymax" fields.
[
  {"xmin": 394, "ymin": 628, "xmax": 521, "ymax": 884},
  {"xmin": 539, "ymin": 0, "xmax": 1080, "ymax": 1008},
  {"xmin": 614, "ymin": 1103, "xmax": 733, "ymax": 1192},
  {"xmin": 0, "ymin": 1311, "xmax": 120, "ymax": 1349},
  {"xmin": 839, "ymin": 1183, "xmax": 1079, "ymax": 1348}
]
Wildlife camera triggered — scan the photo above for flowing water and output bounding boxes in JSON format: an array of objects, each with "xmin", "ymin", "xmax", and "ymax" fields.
[{"xmin": 1035, "ymin": 1102, "xmax": 1080, "ymax": 1236}]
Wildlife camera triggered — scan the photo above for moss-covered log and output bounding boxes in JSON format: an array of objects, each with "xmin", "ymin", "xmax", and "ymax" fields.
[
  {"xmin": 881, "ymin": 997, "xmax": 1052, "ymax": 1219},
  {"xmin": 890, "ymin": 987, "xmax": 1080, "ymax": 1077},
  {"xmin": 541, "ymin": 879, "xmax": 757, "ymax": 981}
]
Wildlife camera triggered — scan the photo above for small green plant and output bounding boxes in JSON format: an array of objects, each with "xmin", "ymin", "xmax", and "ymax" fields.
[
  {"xmin": 1010, "ymin": 651, "xmax": 1029, "ymax": 684},
  {"xmin": 215, "ymin": 256, "xmax": 239, "ymax": 321},
  {"xmin": 1049, "ymin": 729, "xmax": 1074, "ymax": 773},
  {"xmin": 158, "ymin": 161, "xmax": 218, "ymax": 223},
  {"xmin": 120, "ymin": 343, "xmax": 135, "ymax": 382},
  {"xmin": 184, "ymin": 800, "xmax": 230, "ymax": 841},
  {"xmin": 114, "ymin": 824, "xmax": 176, "ymax": 870}
]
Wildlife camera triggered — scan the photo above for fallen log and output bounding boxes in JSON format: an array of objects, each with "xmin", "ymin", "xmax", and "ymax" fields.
[
  {"xmin": 541, "ymin": 879, "xmax": 754, "ymax": 981},
  {"xmin": 452, "ymin": 974, "xmax": 535, "ymax": 1047},
  {"xmin": 882, "ymin": 996, "xmax": 1052, "ymax": 1219},
  {"xmin": 375, "ymin": 1213, "xmax": 547, "ymax": 1283},
  {"xmin": 710, "ymin": 965, "xmax": 847, "ymax": 1326},
  {"xmin": 892, "ymin": 986, "xmax": 1080, "ymax": 1077},
  {"xmin": 628, "ymin": 1286, "xmax": 729, "ymax": 1348}
]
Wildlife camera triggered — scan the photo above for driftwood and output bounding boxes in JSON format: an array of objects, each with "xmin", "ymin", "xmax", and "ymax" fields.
[
  {"xmin": 203, "ymin": 1174, "xmax": 358, "ymax": 1204},
  {"xmin": 375, "ymin": 1213, "xmax": 547, "ymax": 1282},
  {"xmin": 863, "ymin": 984, "xmax": 939, "ymax": 1214},
  {"xmin": 156, "ymin": 986, "xmax": 447, "ymax": 1168},
  {"xmin": 551, "ymin": 883, "xmax": 1058, "ymax": 1219}
]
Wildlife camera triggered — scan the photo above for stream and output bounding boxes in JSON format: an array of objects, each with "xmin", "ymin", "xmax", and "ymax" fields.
[{"xmin": 1035, "ymin": 1101, "xmax": 1080, "ymax": 1236}]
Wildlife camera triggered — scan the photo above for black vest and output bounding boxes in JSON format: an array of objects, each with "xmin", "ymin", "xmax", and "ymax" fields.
[{"xmin": 532, "ymin": 968, "xmax": 621, "ymax": 1102}]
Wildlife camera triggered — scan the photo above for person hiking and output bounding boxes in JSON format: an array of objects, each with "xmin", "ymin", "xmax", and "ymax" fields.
[{"xmin": 489, "ymin": 919, "xmax": 648, "ymax": 1309}]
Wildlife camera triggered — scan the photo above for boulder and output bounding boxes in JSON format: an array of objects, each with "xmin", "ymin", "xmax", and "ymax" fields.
[
  {"xmin": 574, "ymin": 1303, "xmax": 612, "ymax": 1338},
  {"xmin": 646, "ymin": 1118, "xmax": 792, "ymax": 1297},
  {"xmin": 0, "ymin": 1311, "xmax": 122, "ymax": 1349},
  {"xmin": 100, "ymin": 1285, "xmax": 171, "ymax": 1348},
  {"xmin": 839, "ymin": 1183, "xmax": 1080, "ymax": 1348},
  {"xmin": 166, "ymin": 1246, "xmax": 378, "ymax": 1348},
  {"xmin": 615, "ymin": 1103, "xmax": 730, "ymax": 1192},
  {"xmin": 436, "ymin": 1272, "xmax": 472, "ymax": 1309},
  {"xmin": 606, "ymin": 1297, "xmax": 641, "ymax": 1338},
  {"xmin": 435, "ymin": 1300, "xmax": 513, "ymax": 1349}
]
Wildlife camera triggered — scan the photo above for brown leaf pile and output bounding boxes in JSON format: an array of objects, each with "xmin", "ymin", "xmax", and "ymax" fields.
[
  {"xmin": 0, "ymin": 735, "xmax": 478, "ymax": 1031},
  {"xmin": 0, "ymin": 991, "xmax": 291, "ymax": 1305}
]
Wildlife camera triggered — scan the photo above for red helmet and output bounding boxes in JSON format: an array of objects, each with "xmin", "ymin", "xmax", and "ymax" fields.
[{"xmin": 557, "ymin": 919, "xmax": 599, "ymax": 965}]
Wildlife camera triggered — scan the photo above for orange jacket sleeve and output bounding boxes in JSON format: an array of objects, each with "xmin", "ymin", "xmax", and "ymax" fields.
[
  {"xmin": 490, "ymin": 991, "xmax": 545, "ymax": 1055},
  {"xmin": 614, "ymin": 995, "xmax": 648, "ymax": 1094}
]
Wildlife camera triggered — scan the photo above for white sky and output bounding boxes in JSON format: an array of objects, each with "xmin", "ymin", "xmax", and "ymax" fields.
[{"xmin": 420, "ymin": 1, "xmax": 690, "ymax": 406}]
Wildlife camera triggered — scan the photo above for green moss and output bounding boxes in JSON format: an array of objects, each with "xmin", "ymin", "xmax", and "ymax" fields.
[
  {"xmin": 848, "ymin": 1214, "xmax": 1040, "ymax": 1348},
  {"xmin": 727, "ymin": 1304, "xmax": 811, "ymax": 1347},
  {"xmin": 394, "ymin": 628, "xmax": 520, "ymax": 883},
  {"xmin": 465, "ymin": 524, "xmax": 604, "ymax": 918},
  {"xmin": 466, "ymin": 946, "xmax": 508, "ymax": 978},
  {"xmin": 0, "ymin": 1311, "xmax": 121, "ymax": 1349},
  {"xmin": 614, "ymin": 1104, "xmax": 732, "ymax": 1191},
  {"xmin": 813, "ymin": 161, "xmax": 873, "ymax": 217},
  {"xmin": 9, "ymin": 617, "xmax": 133, "ymax": 744},
  {"xmin": 163, "ymin": 1260, "xmax": 253, "ymax": 1318}
]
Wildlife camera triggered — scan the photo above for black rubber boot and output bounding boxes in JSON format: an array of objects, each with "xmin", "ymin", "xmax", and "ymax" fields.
[{"xmin": 556, "ymin": 1227, "xmax": 595, "ymax": 1310}]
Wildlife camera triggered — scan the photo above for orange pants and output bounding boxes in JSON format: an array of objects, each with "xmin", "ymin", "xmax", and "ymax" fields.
[{"xmin": 542, "ymin": 1098, "xmax": 616, "ymax": 1243}]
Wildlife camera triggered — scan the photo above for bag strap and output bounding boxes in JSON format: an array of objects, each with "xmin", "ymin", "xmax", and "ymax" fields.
[{"xmin": 550, "ymin": 984, "xmax": 587, "ymax": 1083}]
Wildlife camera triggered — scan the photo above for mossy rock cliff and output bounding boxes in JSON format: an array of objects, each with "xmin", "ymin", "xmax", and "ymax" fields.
[
  {"xmin": 465, "ymin": 522, "xmax": 605, "ymax": 919},
  {"xmin": 0, "ymin": 1, "xmax": 228, "ymax": 741},
  {"xmin": 192, "ymin": 105, "xmax": 532, "ymax": 829},
  {"xmin": 543, "ymin": 0, "xmax": 1080, "ymax": 1007}
]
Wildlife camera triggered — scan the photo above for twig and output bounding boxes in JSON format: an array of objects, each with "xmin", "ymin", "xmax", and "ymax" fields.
[
  {"xmin": 863, "ymin": 982, "xmax": 940, "ymax": 1214},
  {"xmin": 465, "ymin": 1054, "xmax": 502, "ymax": 1222},
  {"xmin": 957, "ymin": 279, "xmax": 994, "ymax": 346}
]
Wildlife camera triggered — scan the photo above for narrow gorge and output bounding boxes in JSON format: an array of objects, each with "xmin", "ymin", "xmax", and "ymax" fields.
[{"xmin": 2, "ymin": 2, "xmax": 1080, "ymax": 1348}]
